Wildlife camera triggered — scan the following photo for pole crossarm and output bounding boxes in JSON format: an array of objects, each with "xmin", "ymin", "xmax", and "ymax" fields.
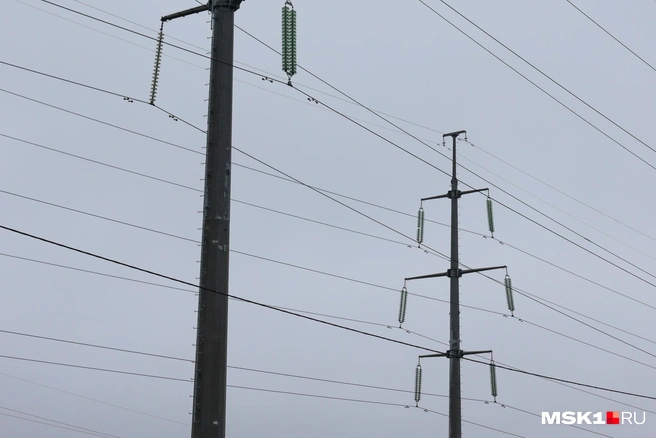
[
  {"xmin": 421, "ymin": 188, "xmax": 487, "ymax": 202},
  {"xmin": 405, "ymin": 265, "xmax": 505, "ymax": 283},
  {"xmin": 405, "ymin": 272, "xmax": 448, "ymax": 281},
  {"xmin": 462, "ymin": 350, "xmax": 492, "ymax": 356},
  {"xmin": 421, "ymin": 193, "xmax": 449, "ymax": 202},
  {"xmin": 460, "ymin": 265, "xmax": 507, "ymax": 275},
  {"xmin": 420, "ymin": 353, "xmax": 447, "ymax": 359},
  {"xmin": 460, "ymin": 188, "xmax": 488, "ymax": 196},
  {"xmin": 161, "ymin": 4, "xmax": 210, "ymax": 22},
  {"xmin": 443, "ymin": 130, "xmax": 467, "ymax": 139}
]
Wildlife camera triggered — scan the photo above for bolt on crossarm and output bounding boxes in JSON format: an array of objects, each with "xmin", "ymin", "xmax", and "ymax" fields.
[{"xmin": 406, "ymin": 130, "xmax": 506, "ymax": 438}]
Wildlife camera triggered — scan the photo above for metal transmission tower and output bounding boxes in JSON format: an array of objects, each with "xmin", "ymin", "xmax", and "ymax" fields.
[
  {"xmin": 407, "ymin": 130, "xmax": 506, "ymax": 438},
  {"xmin": 158, "ymin": 1, "xmax": 244, "ymax": 438}
]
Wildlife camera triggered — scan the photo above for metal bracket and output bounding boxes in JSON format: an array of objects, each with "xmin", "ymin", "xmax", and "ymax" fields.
[
  {"xmin": 447, "ymin": 268, "xmax": 462, "ymax": 278},
  {"xmin": 213, "ymin": 0, "xmax": 245, "ymax": 11}
]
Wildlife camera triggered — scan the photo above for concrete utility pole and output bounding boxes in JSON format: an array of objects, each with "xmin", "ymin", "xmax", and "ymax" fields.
[
  {"xmin": 161, "ymin": 1, "xmax": 243, "ymax": 437},
  {"xmin": 406, "ymin": 130, "xmax": 505, "ymax": 438}
]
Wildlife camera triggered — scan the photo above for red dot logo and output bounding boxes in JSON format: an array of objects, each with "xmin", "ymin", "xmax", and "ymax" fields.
[{"xmin": 606, "ymin": 411, "xmax": 620, "ymax": 425}]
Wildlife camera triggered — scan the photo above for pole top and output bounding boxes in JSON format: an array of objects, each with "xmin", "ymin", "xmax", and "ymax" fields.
[
  {"xmin": 213, "ymin": 0, "xmax": 245, "ymax": 10},
  {"xmin": 443, "ymin": 130, "xmax": 466, "ymax": 139}
]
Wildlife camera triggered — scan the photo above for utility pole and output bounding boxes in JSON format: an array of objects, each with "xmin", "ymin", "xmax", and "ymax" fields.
[
  {"xmin": 406, "ymin": 130, "xmax": 505, "ymax": 438},
  {"xmin": 160, "ymin": 2, "xmax": 243, "ymax": 438}
]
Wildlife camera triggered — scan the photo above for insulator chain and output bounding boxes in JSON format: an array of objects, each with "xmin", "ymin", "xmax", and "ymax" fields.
[
  {"xmin": 281, "ymin": 1, "xmax": 297, "ymax": 80},
  {"xmin": 504, "ymin": 273, "xmax": 515, "ymax": 315},
  {"xmin": 398, "ymin": 284, "xmax": 408, "ymax": 327},
  {"xmin": 486, "ymin": 195, "xmax": 495, "ymax": 238},
  {"xmin": 416, "ymin": 206, "xmax": 425, "ymax": 245},
  {"xmin": 490, "ymin": 360, "xmax": 498, "ymax": 402},
  {"xmin": 414, "ymin": 363, "xmax": 422, "ymax": 406},
  {"xmin": 150, "ymin": 22, "xmax": 165, "ymax": 105}
]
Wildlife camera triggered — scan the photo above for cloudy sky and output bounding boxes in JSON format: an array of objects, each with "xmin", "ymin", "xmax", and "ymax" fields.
[{"xmin": 1, "ymin": 0, "xmax": 655, "ymax": 436}]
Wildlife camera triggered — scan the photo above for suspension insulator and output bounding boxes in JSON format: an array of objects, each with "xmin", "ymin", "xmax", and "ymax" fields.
[
  {"xmin": 486, "ymin": 197, "xmax": 495, "ymax": 236},
  {"xmin": 398, "ymin": 286, "xmax": 408, "ymax": 326},
  {"xmin": 414, "ymin": 364, "xmax": 422, "ymax": 405},
  {"xmin": 504, "ymin": 274, "xmax": 515, "ymax": 315},
  {"xmin": 281, "ymin": 1, "xmax": 297, "ymax": 78},
  {"xmin": 149, "ymin": 23, "xmax": 165, "ymax": 105},
  {"xmin": 416, "ymin": 207, "xmax": 425, "ymax": 244},
  {"xmin": 490, "ymin": 361, "xmax": 498, "ymax": 401}
]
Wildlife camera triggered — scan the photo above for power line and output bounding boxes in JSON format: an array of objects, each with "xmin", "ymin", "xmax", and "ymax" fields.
[
  {"xmin": 5, "ymin": 30, "xmax": 655, "ymax": 297},
  {"xmin": 0, "ymin": 411, "xmax": 118, "ymax": 438},
  {"xmin": 233, "ymin": 29, "xmax": 656, "ymax": 294},
  {"xmin": 566, "ymin": 1, "xmax": 656, "ymax": 74},
  {"xmin": 231, "ymin": 147, "xmax": 656, "ymax": 355},
  {"xmin": 49, "ymin": 0, "xmax": 444, "ymax": 138},
  {"xmin": 455, "ymin": 142, "xmax": 656, "ymax": 262},
  {"xmin": 14, "ymin": 1, "xmax": 652, "ymax": 428},
  {"xmin": 1, "ymin": 318, "xmax": 649, "ymax": 424},
  {"xmin": 26, "ymin": 2, "xmax": 656, "ymax": 288},
  {"xmin": 227, "ymin": 385, "xmax": 525, "ymax": 438},
  {"xmin": 4, "ymin": 128, "xmax": 655, "ymax": 358},
  {"xmin": 5, "ymin": 236, "xmax": 656, "ymax": 375},
  {"xmin": 0, "ymin": 354, "xmax": 191, "ymax": 382},
  {"xmin": 0, "ymin": 405, "xmax": 120, "ymax": 438},
  {"xmin": 0, "ymin": 329, "xmax": 192, "ymax": 363},
  {"xmin": 43, "ymin": 0, "xmax": 645, "ymax": 255},
  {"xmin": 2, "ymin": 225, "xmax": 655, "ymax": 404},
  {"xmin": 0, "ymin": 224, "xmax": 441, "ymax": 353},
  {"xmin": 0, "ymin": 132, "xmax": 202, "ymax": 192},
  {"xmin": 495, "ymin": 239, "xmax": 656, "ymax": 338},
  {"xmin": 230, "ymin": 367, "xmax": 612, "ymax": 437},
  {"xmin": 463, "ymin": 356, "xmax": 656, "ymax": 401},
  {"xmin": 466, "ymin": 139, "xmax": 656, "ymax": 244},
  {"xmin": 0, "ymin": 87, "xmax": 203, "ymax": 155},
  {"xmin": 4, "ymin": 95, "xmax": 654, "ymax": 359},
  {"xmin": 0, "ymin": 371, "xmax": 190, "ymax": 426},
  {"xmin": 423, "ymin": 0, "xmax": 656, "ymax": 164},
  {"xmin": 6, "ymin": 7, "xmax": 656, "ymax": 385}
]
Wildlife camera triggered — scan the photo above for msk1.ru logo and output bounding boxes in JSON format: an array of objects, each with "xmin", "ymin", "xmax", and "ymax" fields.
[{"xmin": 541, "ymin": 411, "xmax": 646, "ymax": 425}]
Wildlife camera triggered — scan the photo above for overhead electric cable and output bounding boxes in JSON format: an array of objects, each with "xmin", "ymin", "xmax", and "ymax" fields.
[
  {"xmin": 26, "ymin": 3, "xmax": 656, "ymax": 283},
  {"xmin": 4, "ymin": 43, "xmax": 655, "ymax": 294},
  {"xmin": 466, "ymin": 139, "xmax": 656, "ymax": 244},
  {"xmin": 0, "ymin": 411, "xmax": 118, "ymax": 438},
  {"xmin": 0, "ymin": 87, "xmax": 203, "ymax": 155},
  {"xmin": 421, "ymin": 0, "xmax": 656, "ymax": 164},
  {"xmin": 0, "ymin": 371, "xmax": 189, "ymax": 426},
  {"xmin": 0, "ymin": 224, "xmax": 441, "ymax": 353},
  {"xmin": 462, "ymin": 356, "xmax": 656, "ymax": 400},
  {"xmin": 5, "ymin": 128, "xmax": 655, "ymax": 356},
  {"xmin": 228, "ymin": 385, "xmax": 525, "ymax": 437},
  {"xmin": 564, "ymin": 0, "xmax": 656, "ymax": 79},
  {"xmin": 226, "ymin": 32, "xmax": 656, "ymax": 290},
  {"xmin": 4, "ymin": 112, "xmax": 654, "ymax": 354},
  {"xmin": 2, "ymin": 225, "xmax": 655, "ymax": 403},
  {"xmin": 0, "ymin": 406, "xmax": 120, "ymax": 438},
  {"xmin": 4, "ymin": 15, "xmax": 655, "ymax": 378},
  {"xmin": 0, "ymin": 329, "xmax": 192, "ymax": 363}
]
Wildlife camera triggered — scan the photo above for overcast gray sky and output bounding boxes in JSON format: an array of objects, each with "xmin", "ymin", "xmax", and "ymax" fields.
[{"xmin": 1, "ymin": 0, "xmax": 655, "ymax": 437}]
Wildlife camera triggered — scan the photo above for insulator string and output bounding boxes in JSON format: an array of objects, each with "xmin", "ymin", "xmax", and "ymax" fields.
[
  {"xmin": 416, "ymin": 205, "xmax": 425, "ymax": 246},
  {"xmin": 414, "ymin": 362, "xmax": 422, "ymax": 407},
  {"xmin": 486, "ymin": 193, "xmax": 495, "ymax": 238},
  {"xmin": 490, "ymin": 360, "xmax": 498, "ymax": 402},
  {"xmin": 149, "ymin": 22, "xmax": 165, "ymax": 105},
  {"xmin": 281, "ymin": 1, "xmax": 297, "ymax": 81},
  {"xmin": 504, "ymin": 273, "xmax": 515, "ymax": 316},
  {"xmin": 398, "ymin": 283, "xmax": 408, "ymax": 327}
]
